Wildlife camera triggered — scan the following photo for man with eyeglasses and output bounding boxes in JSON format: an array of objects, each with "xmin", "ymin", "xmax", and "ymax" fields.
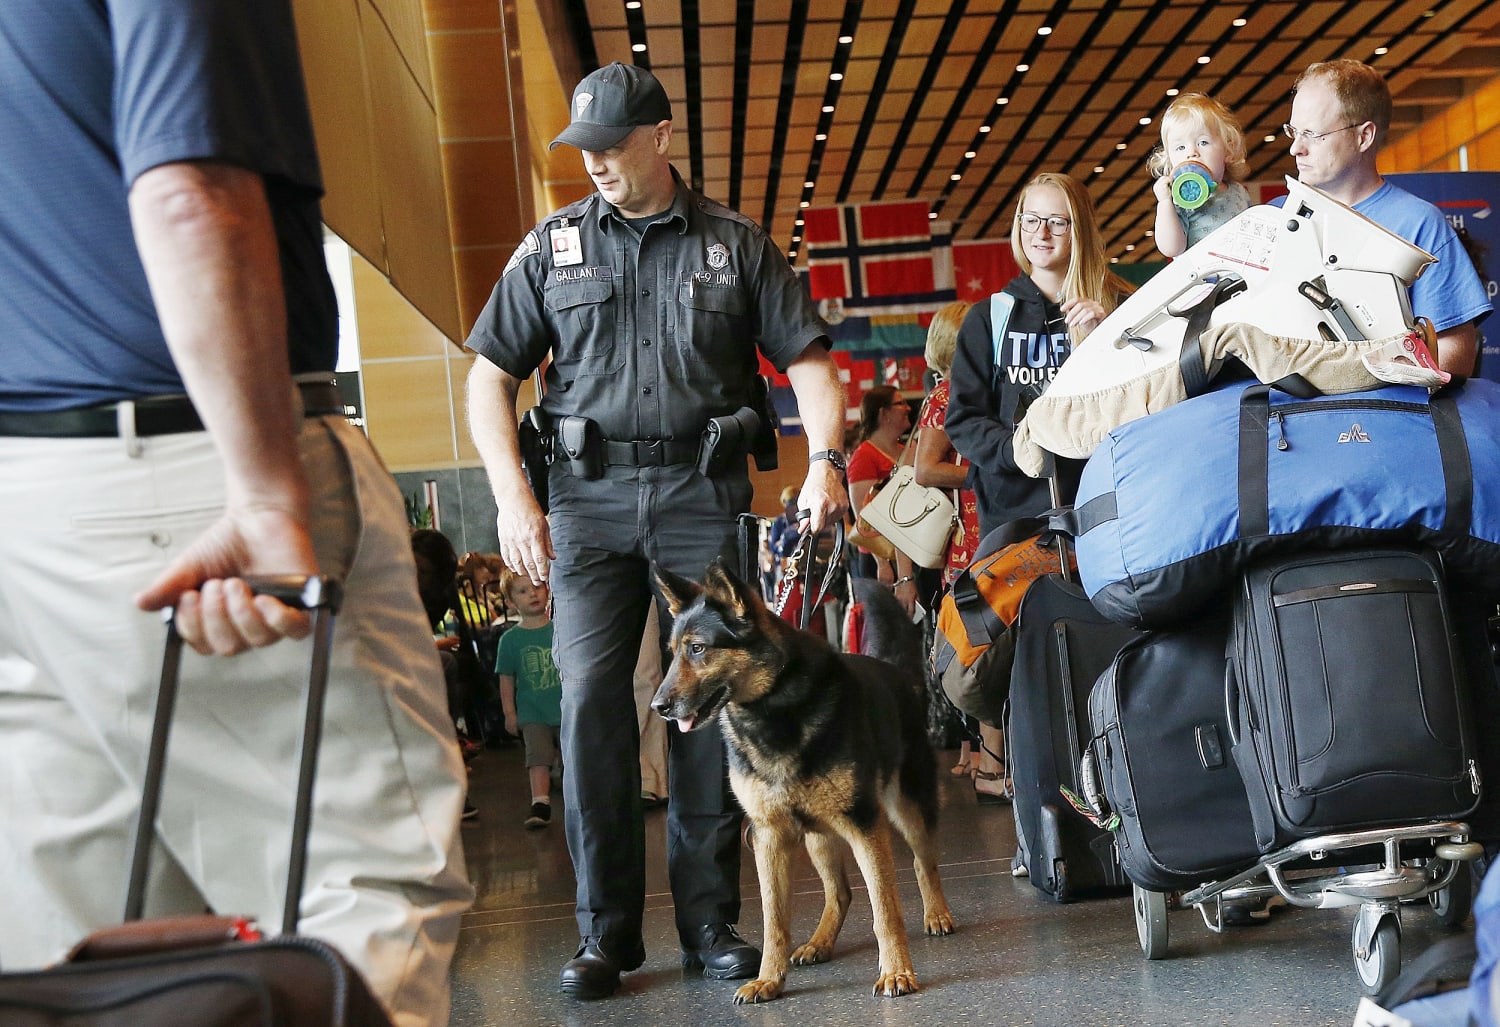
[{"xmin": 1282, "ymin": 59, "xmax": 1489, "ymax": 374}]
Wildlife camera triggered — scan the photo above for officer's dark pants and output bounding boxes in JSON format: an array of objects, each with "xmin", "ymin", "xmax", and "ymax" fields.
[{"xmin": 547, "ymin": 463, "xmax": 749, "ymax": 962}]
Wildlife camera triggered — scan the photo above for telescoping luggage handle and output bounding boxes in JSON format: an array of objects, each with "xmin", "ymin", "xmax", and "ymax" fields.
[{"xmin": 126, "ymin": 576, "xmax": 345, "ymax": 936}]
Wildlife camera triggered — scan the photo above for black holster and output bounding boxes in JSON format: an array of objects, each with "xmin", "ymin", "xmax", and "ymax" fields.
[
  {"xmin": 698, "ymin": 407, "xmax": 759, "ymax": 477},
  {"xmin": 748, "ymin": 373, "xmax": 780, "ymax": 471},
  {"xmin": 517, "ymin": 407, "xmax": 553, "ymax": 511}
]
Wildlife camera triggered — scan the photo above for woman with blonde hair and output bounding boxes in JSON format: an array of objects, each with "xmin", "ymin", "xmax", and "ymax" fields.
[{"xmin": 946, "ymin": 172, "xmax": 1132, "ymax": 536}]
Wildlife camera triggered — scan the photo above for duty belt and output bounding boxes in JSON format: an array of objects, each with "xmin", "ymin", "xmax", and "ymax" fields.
[
  {"xmin": 601, "ymin": 438, "xmax": 698, "ymax": 466},
  {"xmin": 0, "ymin": 380, "xmax": 346, "ymax": 439}
]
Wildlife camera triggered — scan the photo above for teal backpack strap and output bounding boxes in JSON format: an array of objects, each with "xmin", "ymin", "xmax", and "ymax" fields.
[{"xmin": 989, "ymin": 291, "xmax": 1017, "ymax": 371}]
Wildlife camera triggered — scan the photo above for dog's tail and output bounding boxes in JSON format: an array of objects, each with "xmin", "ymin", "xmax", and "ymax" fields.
[{"xmin": 850, "ymin": 577, "xmax": 925, "ymax": 687}]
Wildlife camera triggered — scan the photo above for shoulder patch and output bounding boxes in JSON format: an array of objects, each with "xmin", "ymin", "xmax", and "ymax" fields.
[{"xmin": 503, "ymin": 232, "xmax": 541, "ymax": 277}]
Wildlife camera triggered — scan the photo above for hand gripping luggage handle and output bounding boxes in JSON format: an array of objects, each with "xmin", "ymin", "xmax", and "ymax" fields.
[{"xmin": 126, "ymin": 575, "xmax": 344, "ymax": 935}]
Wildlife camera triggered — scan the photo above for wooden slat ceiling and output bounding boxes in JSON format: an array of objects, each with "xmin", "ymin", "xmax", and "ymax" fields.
[{"xmin": 550, "ymin": 0, "xmax": 1500, "ymax": 264}]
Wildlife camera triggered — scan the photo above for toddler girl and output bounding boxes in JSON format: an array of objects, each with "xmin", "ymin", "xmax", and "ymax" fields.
[{"xmin": 1150, "ymin": 93, "xmax": 1251, "ymax": 257}]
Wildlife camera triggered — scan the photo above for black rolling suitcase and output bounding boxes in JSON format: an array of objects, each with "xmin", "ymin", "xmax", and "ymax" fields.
[
  {"xmin": 0, "ymin": 577, "xmax": 395, "ymax": 1026},
  {"xmin": 1085, "ymin": 608, "xmax": 1261, "ymax": 891},
  {"xmin": 1228, "ymin": 548, "xmax": 1481, "ymax": 854},
  {"xmin": 1007, "ymin": 573, "xmax": 1140, "ymax": 901}
]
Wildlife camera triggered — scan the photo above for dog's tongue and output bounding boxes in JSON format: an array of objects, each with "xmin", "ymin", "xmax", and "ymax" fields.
[{"xmin": 674, "ymin": 714, "xmax": 697, "ymax": 733}]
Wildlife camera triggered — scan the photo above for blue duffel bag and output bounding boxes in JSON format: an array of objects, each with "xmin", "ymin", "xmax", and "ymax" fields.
[{"xmin": 1069, "ymin": 376, "xmax": 1500, "ymax": 628}]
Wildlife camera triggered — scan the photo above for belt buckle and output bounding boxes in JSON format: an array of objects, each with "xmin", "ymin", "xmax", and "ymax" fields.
[{"xmin": 641, "ymin": 438, "xmax": 664, "ymax": 465}]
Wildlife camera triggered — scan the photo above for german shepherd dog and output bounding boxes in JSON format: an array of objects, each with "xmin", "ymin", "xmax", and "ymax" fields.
[{"xmin": 651, "ymin": 561, "xmax": 954, "ymax": 1003}]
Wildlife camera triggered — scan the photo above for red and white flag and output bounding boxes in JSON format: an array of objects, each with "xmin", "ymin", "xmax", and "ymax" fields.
[
  {"xmin": 952, "ymin": 238, "xmax": 1019, "ymax": 303},
  {"xmin": 804, "ymin": 200, "xmax": 935, "ymax": 300}
]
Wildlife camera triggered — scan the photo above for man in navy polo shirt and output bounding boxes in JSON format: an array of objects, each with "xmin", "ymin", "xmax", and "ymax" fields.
[{"xmin": 0, "ymin": 4, "xmax": 472, "ymax": 1023}]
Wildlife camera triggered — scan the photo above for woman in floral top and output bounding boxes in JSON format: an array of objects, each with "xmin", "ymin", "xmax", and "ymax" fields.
[{"xmin": 916, "ymin": 300, "xmax": 1006, "ymax": 802}]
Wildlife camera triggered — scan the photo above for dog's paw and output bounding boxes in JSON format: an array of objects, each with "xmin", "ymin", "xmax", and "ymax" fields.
[
  {"xmin": 733, "ymin": 978, "xmax": 785, "ymax": 1004},
  {"xmin": 790, "ymin": 941, "xmax": 832, "ymax": 965},
  {"xmin": 924, "ymin": 909, "xmax": 956, "ymax": 936},
  {"xmin": 871, "ymin": 970, "xmax": 920, "ymax": 997}
]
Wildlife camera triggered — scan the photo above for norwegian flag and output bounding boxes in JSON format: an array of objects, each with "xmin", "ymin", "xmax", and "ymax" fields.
[
  {"xmin": 804, "ymin": 200, "xmax": 935, "ymax": 300},
  {"xmin": 952, "ymin": 238, "xmax": 1020, "ymax": 303}
]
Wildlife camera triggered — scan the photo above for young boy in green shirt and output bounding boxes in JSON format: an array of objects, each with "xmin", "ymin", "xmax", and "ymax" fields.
[{"xmin": 495, "ymin": 570, "xmax": 563, "ymax": 828}]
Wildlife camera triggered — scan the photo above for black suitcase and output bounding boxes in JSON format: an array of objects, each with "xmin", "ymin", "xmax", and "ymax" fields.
[
  {"xmin": 0, "ymin": 577, "xmax": 395, "ymax": 1026},
  {"xmin": 1228, "ymin": 548, "xmax": 1481, "ymax": 854},
  {"xmin": 1007, "ymin": 573, "xmax": 1140, "ymax": 901},
  {"xmin": 1086, "ymin": 608, "xmax": 1261, "ymax": 891}
]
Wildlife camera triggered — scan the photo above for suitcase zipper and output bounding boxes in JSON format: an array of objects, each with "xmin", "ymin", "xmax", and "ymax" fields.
[{"xmin": 1269, "ymin": 399, "xmax": 1429, "ymax": 452}]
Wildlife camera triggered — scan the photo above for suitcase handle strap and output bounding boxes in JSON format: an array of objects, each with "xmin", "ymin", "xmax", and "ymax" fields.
[
  {"xmin": 1237, "ymin": 385, "xmax": 1472, "ymax": 538},
  {"xmin": 126, "ymin": 576, "xmax": 344, "ymax": 936}
]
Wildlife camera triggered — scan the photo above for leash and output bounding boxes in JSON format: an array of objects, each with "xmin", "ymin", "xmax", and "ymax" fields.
[{"xmin": 772, "ymin": 513, "xmax": 845, "ymax": 630}]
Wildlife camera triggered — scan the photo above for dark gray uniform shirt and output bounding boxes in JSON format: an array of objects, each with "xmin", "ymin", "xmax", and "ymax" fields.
[{"xmin": 466, "ymin": 170, "xmax": 827, "ymax": 445}]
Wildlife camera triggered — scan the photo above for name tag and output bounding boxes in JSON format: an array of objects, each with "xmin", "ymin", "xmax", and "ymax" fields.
[{"xmin": 550, "ymin": 225, "xmax": 583, "ymax": 267}]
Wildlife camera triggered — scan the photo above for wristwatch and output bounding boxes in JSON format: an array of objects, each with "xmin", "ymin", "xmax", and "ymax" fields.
[{"xmin": 809, "ymin": 449, "xmax": 848, "ymax": 473}]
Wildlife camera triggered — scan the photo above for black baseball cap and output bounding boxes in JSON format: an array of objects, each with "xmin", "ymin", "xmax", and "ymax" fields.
[{"xmin": 549, "ymin": 62, "xmax": 673, "ymax": 152}]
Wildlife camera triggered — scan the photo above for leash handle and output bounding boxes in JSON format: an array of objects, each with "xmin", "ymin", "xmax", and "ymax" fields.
[{"xmin": 772, "ymin": 513, "xmax": 845, "ymax": 629}]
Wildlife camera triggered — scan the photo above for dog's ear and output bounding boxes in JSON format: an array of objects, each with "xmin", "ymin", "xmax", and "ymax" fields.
[
  {"xmin": 653, "ymin": 563, "xmax": 703, "ymax": 617},
  {"xmin": 704, "ymin": 557, "xmax": 761, "ymax": 621}
]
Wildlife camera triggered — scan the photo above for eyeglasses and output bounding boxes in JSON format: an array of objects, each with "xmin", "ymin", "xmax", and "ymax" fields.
[
  {"xmin": 1282, "ymin": 122, "xmax": 1360, "ymax": 145},
  {"xmin": 1016, "ymin": 213, "xmax": 1072, "ymax": 235}
]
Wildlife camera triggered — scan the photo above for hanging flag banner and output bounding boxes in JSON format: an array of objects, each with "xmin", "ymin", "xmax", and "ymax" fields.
[
  {"xmin": 953, "ymin": 238, "xmax": 1020, "ymax": 303},
  {"xmin": 804, "ymin": 200, "xmax": 936, "ymax": 300}
]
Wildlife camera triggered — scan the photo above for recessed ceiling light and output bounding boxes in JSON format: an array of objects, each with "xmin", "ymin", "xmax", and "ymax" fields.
[
  {"xmin": 1125, "ymin": 244, "xmax": 1136, "ymax": 252},
  {"xmin": 791, "ymin": 235, "xmax": 801, "ymax": 243},
  {"xmin": 1264, "ymin": 134, "xmax": 1276, "ymax": 143},
  {"xmin": 1116, "ymin": 142, "xmax": 1127, "ymax": 150},
  {"xmin": 822, "ymin": 105, "xmax": 835, "ymax": 113},
  {"xmin": 839, "ymin": 34, "xmax": 853, "ymax": 44},
  {"xmin": 1197, "ymin": 56, "xmax": 1211, "ymax": 65},
  {"xmin": 1166, "ymin": 88, "xmax": 1179, "ymax": 97},
  {"xmin": 815, "ymin": 133, "xmax": 827, "ymax": 141},
  {"xmin": 1094, "ymin": 166, "xmax": 1104, "ymax": 173},
  {"xmin": 1233, "ymin": 17, "xmax": 1246, "ymax": 27},
  {"xmin": 979, "ymin": 125, "xmax": 992, "ymax": 133},
  {"xmin": 1139, "ymin": 116, "xmax": 1151, "ymax": 125},
  {"xmin": 830, "ymin": 72, "xmax": 843, "ymax": 81},
  {"xmin": 1110, "ymin": 256, "xmax": 1120, "ymax": 263},
  {"xmin": 1038, "ymin": 26, "xmax": 1052, "ymax": 36},
  {"xmin": 951, "ymin": 173, "xmax": 962, "ymax": 181},
  {"xmin": 799, "ymin": 201, "xmax": 810, "ymax": 208},
  {"xmin": 996, "ymin": 97, "xmax": 1009, "ymax": 105},
  {"xmin": 626, "ymin": 1, "xmax": 642, "ymax": 8},
  {"xmin": 632, "ymin": 43, "xmax": 646, "ymax": 53},
  {"xmin": 795, "ymin": 218, "xmax": 803, "ymax": 225},
  {"xmin": 1374, "ymin": 47, "xmax": 1389, "ymax": 55},
  {"xmin": 803, "ymin": 181, "xmax": 815, "ymax": 189},
  {"xmin": 1017, "ymin": 64, "xmax": 1030, "ymax": 73},
  {"xmin": 965, "ymin": 151, "xmax": 977, "ymax": 159},
  {"xmin": 928, "ymin": 212, "xmax": 938, "ymax": 219}
]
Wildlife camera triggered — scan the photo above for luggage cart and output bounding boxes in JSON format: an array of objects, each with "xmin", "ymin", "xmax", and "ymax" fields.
[{"xmin": 1129, "ymin": 821, "xmax": 1483, "ymax": 994}]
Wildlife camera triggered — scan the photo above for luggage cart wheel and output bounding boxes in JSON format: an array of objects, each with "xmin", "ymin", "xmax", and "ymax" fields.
[
  {"xmin": 1429, "ymin": 861, "xmax": 1473, "ymax": 930},
  {"xmin": 1353, "ymin": 916, "xmax": 1400, "ymax": 995},
  {"xmin": 1133, "ymin": 884, "xmax": 1169, "ymax": 959}
]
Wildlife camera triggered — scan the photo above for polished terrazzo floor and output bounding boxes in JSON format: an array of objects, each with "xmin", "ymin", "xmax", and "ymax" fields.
[{"xmin": 447, "ymin": 740, "xmax": 1464, "ymax": 1027}]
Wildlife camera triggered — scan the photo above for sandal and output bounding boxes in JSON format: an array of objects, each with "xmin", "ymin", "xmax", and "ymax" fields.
[{"xmin": 974, "ymin": 770, "xmax": 1011, "ymax": 805}]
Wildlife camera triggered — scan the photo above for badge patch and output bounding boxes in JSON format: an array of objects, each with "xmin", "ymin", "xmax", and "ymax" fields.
[
  {"xmin": 575, "ymin": 93, "xmax": 594, "ymax": 118},
  {"xmin": 707, "ymin": 243, "xmax": 729, "ymax": 270},
  {"xmin": 502, "ymin": 232, "xmax": 540, "ymax": 276}
]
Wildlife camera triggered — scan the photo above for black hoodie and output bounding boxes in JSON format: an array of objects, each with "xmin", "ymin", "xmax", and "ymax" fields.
[{"xmin": 945, "ymin": 274, "xmax": 1069, "ymax": 536}]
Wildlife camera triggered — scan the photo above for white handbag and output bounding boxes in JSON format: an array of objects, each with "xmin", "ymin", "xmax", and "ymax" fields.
[{"xmin": 857, "ymin": 397, "xmax": 957, "ymax": 569}]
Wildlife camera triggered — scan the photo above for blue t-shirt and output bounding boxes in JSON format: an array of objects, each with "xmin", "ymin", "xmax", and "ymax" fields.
[
  {"xmin": 495, "ymin": 623, "xmax": 562, "ymax": 728},
  {"xmin": 0, "ymin": 0, "xmax": 337, "ymax": 412},
  {"xmin": 1273, "ymin": 181, "xmax": 1491, "ymax": 334}
]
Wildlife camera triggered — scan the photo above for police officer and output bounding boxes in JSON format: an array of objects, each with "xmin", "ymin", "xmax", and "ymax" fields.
[{"xmin": 465, "ymin": 62, "xmax": 848, "ymax": 1001}]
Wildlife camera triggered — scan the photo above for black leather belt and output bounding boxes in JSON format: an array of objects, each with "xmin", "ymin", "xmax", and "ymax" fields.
[
  {"xmin": 602, "ymin": 438, "xmax": 699, "ymax": 466},
  {"xmin": 0, "ymin": 380, "xmax": 345, "ymax": 439}
]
